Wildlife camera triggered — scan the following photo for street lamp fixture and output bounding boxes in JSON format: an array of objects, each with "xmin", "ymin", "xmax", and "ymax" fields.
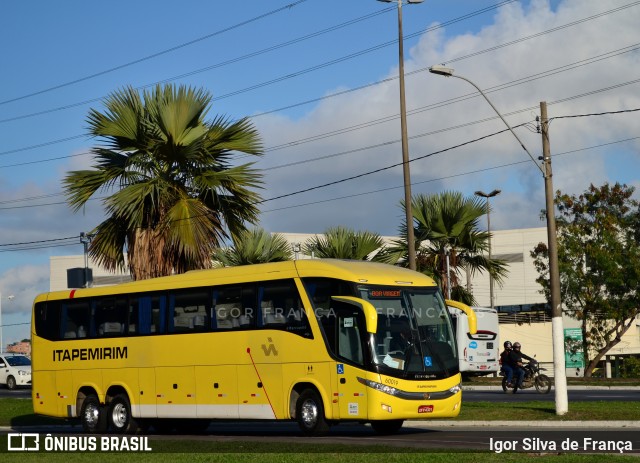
[
  {"xmin": 474, "ymin": 189, "xmax": 501, "ymax": 309},
  {"xmin": 430, "ymin": 65, "xmax": 568, "ymax": 415},
  {"xmin": 377, "ymin": 0, "xmax": 424, "ymax": 271}
]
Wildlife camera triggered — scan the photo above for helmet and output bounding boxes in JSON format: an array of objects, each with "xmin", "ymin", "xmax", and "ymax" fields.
[
  {"xmin": 503, "ymin": 341, "xmax": 512, "ymax": 349},
  {"xmin": 513, "ymin": 342, "xmax": 521, "ymax": 349}
]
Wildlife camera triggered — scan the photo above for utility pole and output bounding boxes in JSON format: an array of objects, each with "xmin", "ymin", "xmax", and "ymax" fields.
[
  {"xmin": 395, "ymin": 0, "xmax": 417, "ymax": 270},
  {"xmin": 540, "ymin": 101, "xmax": 568, "ymax": 415},
  {"xmin": 80, "ymin": 232, "xmax": 92, "ymax": 288}
]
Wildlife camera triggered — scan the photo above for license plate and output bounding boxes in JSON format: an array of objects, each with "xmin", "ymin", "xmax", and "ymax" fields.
[{"xmin": 418, "ymin": 405, "xmax": 434, "ymax": 413}]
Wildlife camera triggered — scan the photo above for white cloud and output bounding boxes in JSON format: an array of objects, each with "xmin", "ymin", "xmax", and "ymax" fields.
[
  {"xmin": 0, "ymin": 264, "xmax": 49, "ymax": 316},
  {"xmin": 254, "ymin": 0, "xmax": 640, "ymax": 235}
]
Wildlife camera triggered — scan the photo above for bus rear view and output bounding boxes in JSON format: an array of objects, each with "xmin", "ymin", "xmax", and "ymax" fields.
[{"xmin": 448, "ymin": 306, "xmax": 499, "ymax": 375}]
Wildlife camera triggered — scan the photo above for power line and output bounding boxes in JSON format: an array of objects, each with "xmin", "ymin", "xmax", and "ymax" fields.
[
  {"xmin": 0, "ymin": 236, "xmax": 79, "ymax": 247},
  {"xmin": 262, "ymin": 135, "xmax": 640, "ymax": 214},
  {"xmin": 0, "ymin": 1, "xmax": 309, "ymax": 106},
  {"xmin": 1, "ymin": 129, "xmax": 638, "ymax": 248},
  {"xmin": 1, "ymin": 102, "xmax": 639, "ymax": 212},
  {"xmin": 0, "ymin": 0, "xmax": 528, "ymax": 125},
  {"xmin": 551, "ymin": 108, "xmax": 640, "ymax": 120},
  {"xmin": 3, "ymin": 4, "xmax": 635, "ymax": 156}
]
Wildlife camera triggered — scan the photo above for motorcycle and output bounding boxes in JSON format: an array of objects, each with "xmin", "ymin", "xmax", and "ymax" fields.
[{"xmin": 501, "ymin": 362, "xmax": 552, "ymax": 394}]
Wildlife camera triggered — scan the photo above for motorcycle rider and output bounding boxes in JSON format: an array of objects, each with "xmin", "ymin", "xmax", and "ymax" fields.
[
  {"xmin": 508, "ymin": 341, "xmax": 536, "ymax": 389},
  {"xmin": 499, "ymin": 341, "xmax": 514, "ymax": 387}
]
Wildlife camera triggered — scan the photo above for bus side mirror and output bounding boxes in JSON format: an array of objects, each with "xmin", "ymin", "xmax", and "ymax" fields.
[
  {"xmin": 446, "ymin": 299, "xmax": 477, "ymax": 335},
  {"xmin": 331, "ymin": 296, "xmax": 378, "ymax": 334}
]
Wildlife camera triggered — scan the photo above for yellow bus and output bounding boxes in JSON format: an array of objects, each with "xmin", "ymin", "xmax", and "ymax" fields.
[{"xmin": 32, "ymin": 259, "xmax": 476, "ymax": 436}]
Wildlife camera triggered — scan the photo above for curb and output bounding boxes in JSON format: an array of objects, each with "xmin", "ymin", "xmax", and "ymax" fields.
[
  {"xmin": 461, "ymin": 385, "xmax": 640, "ymax": 391},
  {"xmin": 405, "ymin": 420, "xmax": 640, "ymax": 428}
]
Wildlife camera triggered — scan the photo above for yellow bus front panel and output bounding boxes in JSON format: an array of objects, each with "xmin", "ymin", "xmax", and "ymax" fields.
[{"xmin": 364, "ymin": 372, "xmax": 462, "ymax": 421}]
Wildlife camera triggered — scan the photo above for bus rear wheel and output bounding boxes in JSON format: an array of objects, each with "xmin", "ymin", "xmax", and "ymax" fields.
[
  {"xmin": 80, "ymin": 394, "xmax": 107, "ymax": 434},
  {"xmin": 371, "ymin": 419, "xmax": 404, "ymax": 435},
  {"xmin": 295, "ymin": 389, "xmax": 330, "ymax": 437},
  {"xmin": 107, "ymin": 394, "xmax": 139, "ymax": 434}
]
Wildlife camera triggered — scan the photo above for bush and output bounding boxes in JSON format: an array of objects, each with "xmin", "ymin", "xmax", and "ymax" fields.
[{"xmin": 620, "ymin": 357, "xmax": 640, "ymax": 378}]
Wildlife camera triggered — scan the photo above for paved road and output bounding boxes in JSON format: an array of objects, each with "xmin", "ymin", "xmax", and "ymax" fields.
[
  {"xmin": 0, "ymin": 387, "xmax": 30, "ymax": 399},
  {"xmin": 3, "ymin": 386, "xmax": 639, "ymax": 453}
]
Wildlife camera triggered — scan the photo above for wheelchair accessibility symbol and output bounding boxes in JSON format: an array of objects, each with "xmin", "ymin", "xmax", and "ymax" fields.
[{"xmin": 337, "ymin": 364, "xmax": 344, "ymax": 374}]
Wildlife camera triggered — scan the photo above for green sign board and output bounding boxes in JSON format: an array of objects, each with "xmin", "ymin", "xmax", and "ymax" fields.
[{"xmin": 564, "ymin": 328, "xmax": 585, "ymax": 368}]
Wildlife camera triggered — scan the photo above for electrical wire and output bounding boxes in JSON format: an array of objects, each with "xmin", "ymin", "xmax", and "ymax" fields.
[
  {"xmin": 1, "ymin": 128, "xmax": 638, "ymax": 248},
  {"xmin": 0, "ymin": 1, "xmax": 310, "ymax": 106},
  {"xmin": 3, "ymin": 6, "xmax": 636, "ymax": 156},
  {"xmin": 0, "ymin": 0, "xmax": 568, "ymax": 125}
]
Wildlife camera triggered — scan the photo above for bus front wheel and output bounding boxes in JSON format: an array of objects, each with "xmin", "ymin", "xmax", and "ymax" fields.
[
  {"xmin": 80, "ymin": 394, "xmax": 107, "ymax": 434},
  {"xmin": 108, "ymin": 394, "xmax": 139, "ymax": 434},
  {"xmin": 295, "ymin": 389, "xmax": 330, "ymax": 437}
]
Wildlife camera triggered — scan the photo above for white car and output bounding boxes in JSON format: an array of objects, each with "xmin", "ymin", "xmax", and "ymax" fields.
[{"xmin": 0, "ymin": 354, "xmax": 32, "ymax": 390}]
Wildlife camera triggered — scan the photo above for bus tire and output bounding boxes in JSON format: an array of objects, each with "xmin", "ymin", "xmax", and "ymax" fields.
[
  {"xmin": 371, "ymin": 419, "xmax": 404, "ymax": 435},
  {"xmin": 295, "ymin": 389, "xmax": 330, "ymax": 437},
  {"xmin": 107, "ymin": 394, "xmax": 139, "ymax": 434},
  {"xmin": 80, "ymin": 394, "xmax": 107, "ymax": 434}
]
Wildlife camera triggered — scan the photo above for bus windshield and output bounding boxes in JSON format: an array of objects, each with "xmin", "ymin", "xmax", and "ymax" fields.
[{"xmin": 358, "ymin": 285, "xmax": 458, "ymax": 379}]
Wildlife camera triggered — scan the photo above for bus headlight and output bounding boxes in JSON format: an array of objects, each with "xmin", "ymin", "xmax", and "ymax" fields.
[
  {"xmin": 449, "ymin": 384, "xmax": 461, "ymax": 394},
  {"xmin": 357, "ymin": 377, "xmax": 399, "ymax": 397}
]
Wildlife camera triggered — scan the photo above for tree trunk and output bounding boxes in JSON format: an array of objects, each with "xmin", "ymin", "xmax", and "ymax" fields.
[{"xmin": 583, "ymin": 315, "xmax": 638, "ymax": 377}]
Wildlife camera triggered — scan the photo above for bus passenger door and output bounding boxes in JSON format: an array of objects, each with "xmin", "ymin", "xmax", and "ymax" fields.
[{"xmin": 332, "ymin": 303, "xmax": 368, "ymax": 420}]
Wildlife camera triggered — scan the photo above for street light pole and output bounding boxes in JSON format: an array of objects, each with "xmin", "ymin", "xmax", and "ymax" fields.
[
  {"xmin": 379, "ymin": 0, "xmax": 424, "ymax": 271},
  {"xmin": 475, "ymin": 189, "xmax": 501, "ymax": 309},
  {"xmin": 0, "ymin": 292, "xmax": 16, "ymax": 354},
  {"xmin": 429, "ymin": 65, "xmax": 568, "ymax": 415}
]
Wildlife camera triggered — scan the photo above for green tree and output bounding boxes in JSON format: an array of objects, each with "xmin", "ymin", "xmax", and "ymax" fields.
[
  {"xmin": 302, "ymin": 226, "xmax": 386, "ymax": 261},
  {"xmin": 64, "ymin": 84, "xmax": 263, "ymax": 280},
  {"xmin": 531, "ymin": 183, "xmax": 640, "ymax": 377},
  {"xmin": 380, "ymin": 191, "xmax": 507, "ymax": 305},
  {"xmin": 213, "ymin": 228, "xmax": 292, "ymax": 266}
]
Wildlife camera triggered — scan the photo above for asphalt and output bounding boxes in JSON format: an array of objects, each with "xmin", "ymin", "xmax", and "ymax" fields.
[{"xmin": 1, "ymin": 385, "xmax": 637, "ymax": 432}]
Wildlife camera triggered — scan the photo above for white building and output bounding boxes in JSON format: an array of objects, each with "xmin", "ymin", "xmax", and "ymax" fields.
[{"xmin": 50, "ymin": 227, "xmax": 640, "ymax": 376}]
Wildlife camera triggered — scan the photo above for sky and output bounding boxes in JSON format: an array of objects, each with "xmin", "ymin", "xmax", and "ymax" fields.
[{"xmin": 1, "ymin": 0, "xmax": 639, "ymax": 345}]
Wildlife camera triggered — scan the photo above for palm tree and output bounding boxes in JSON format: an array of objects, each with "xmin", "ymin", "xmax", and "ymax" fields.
[
  {"xmin": 64, "ymin": 84, "xmax": 263, "ymax": 280},
  {"xmin": 213, "ymin": 228, "xmax": 293, "ymax": 266},
  {"xmin": 302, "ymin": 226, "xmax": 386, "ymax": 261},
  {"xmin": 380, "ymin": 191, "xmax": 507, "ymax": 305}
]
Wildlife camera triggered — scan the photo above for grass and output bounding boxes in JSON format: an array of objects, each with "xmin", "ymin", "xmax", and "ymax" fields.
[
  {"xmin": 2, "ymin": 398, "xmax": 637, "ymax": 462},
  {"xmin": 3, "ymin": 398, "xmax": 639, "ymax": 426},
  {"xmin": 0, "ymin": 449, "xmax": 635, "ymax": 462},
  {"xmin": 455, "ymin": 400, "xmax": 640, "ymax": 421}
]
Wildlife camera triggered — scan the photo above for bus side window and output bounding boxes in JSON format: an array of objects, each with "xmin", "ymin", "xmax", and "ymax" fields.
[
  {"xmin": 319, "ymin": 300, "xmax": 365, "ymax": 366},
  {"xmin": 138, "ymin": 295, "xmax": 166, "ymax": 335},
  {"xmin": 128, "ymin": 298, "xmax": 138, "ymax": 335},
  {"xmin": 214, "ymin": 286, "xmax": 251, "ymax": 329},
  {"xmin": 95, "ymin": 298, "xmax": 127, "ymax": 337},
  {"xmin": 258, "ymin": 280, "xmax": 312, "ymax": 338},
  {"xmin": 35, "ymin": 301, "xmax": 61, "ymax": 341},
  {"xmin": 170, "ymin": 289, "xmax": 210, "ymax": 333},
  {"xmin": 61, "ymin": 300, "xmax": 90, "ymax": 339}
]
